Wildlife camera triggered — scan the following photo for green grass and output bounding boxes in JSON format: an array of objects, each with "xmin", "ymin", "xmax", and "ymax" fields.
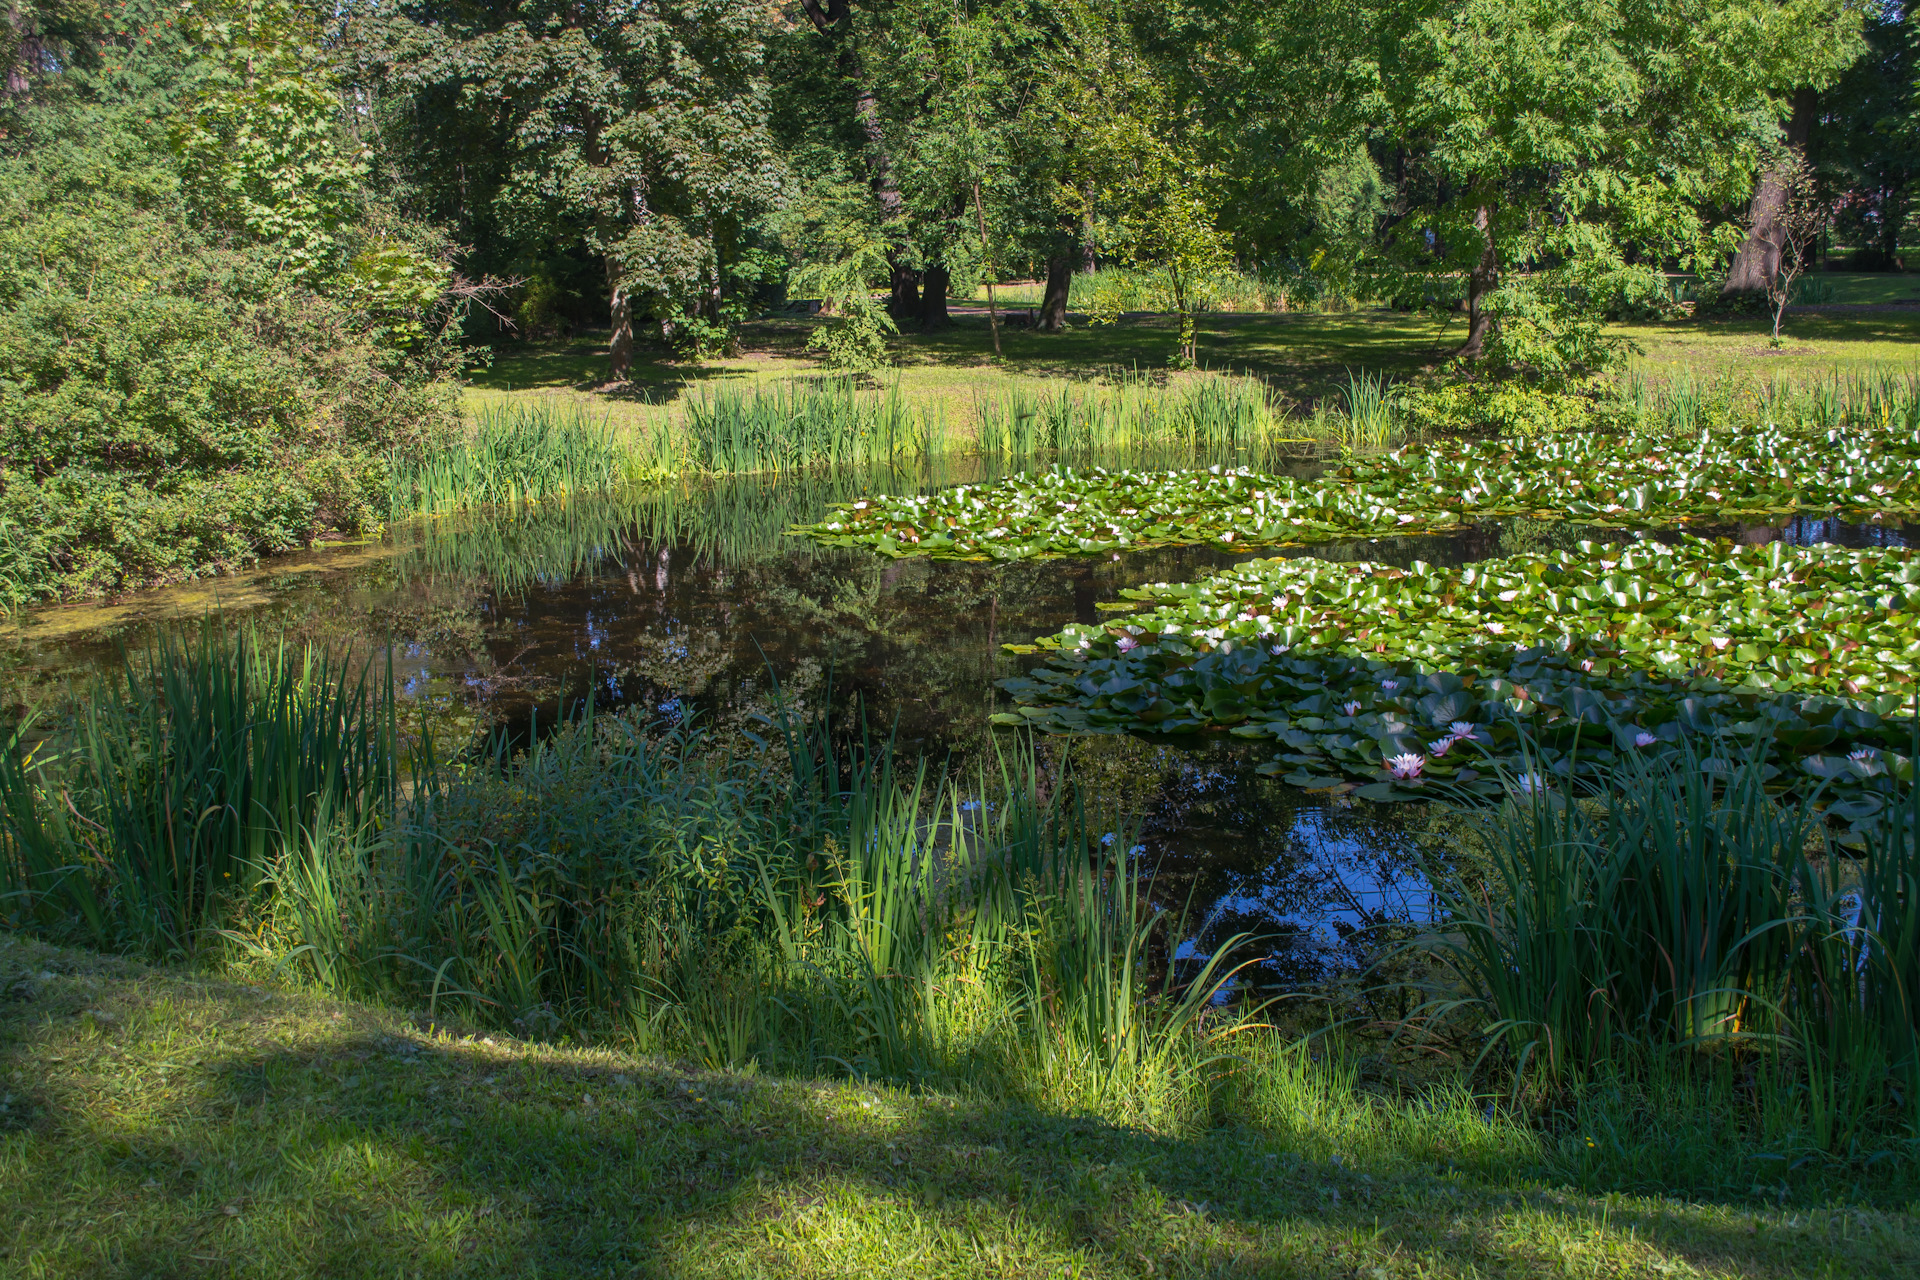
[
  {"xmin": 4, "ymin": 932, "xmax": 1918, "ymax": 1279},
  {"xmin": 460, "ymin": 287, "xmax": 1920, "ymax": 453}
]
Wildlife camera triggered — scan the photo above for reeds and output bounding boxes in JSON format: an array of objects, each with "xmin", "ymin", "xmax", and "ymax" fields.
[
  {"xmin": 1624, "ymin": 368, "xmax": 1920, "ymax": 435},
  {"xmin": 389, "ymin": 401, "xmax": 641, "ymax": 519},
  {"xmin": 1415, "ymin": 741, "xmax": 1920, "ymax": 1148},
  {"xmin": 682, "ymin": 378, "xmax": 948, "ymax": 474},
  {"xmin": 974, "ymin": 371, "xmax": 1273, "ymax": 464},
  {"xmin": 0, "ymin": 627, "xmax": 396, "ymax": 955}
]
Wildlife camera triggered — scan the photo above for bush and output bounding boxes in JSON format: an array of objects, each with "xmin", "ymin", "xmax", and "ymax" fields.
[
  {"xmin": 0, "ymin": 59, "xmax": 462, "ymax": 609},
  {"xmin": 1397, "ymin": 380, "xmax": 1611, "ymax": 437}
]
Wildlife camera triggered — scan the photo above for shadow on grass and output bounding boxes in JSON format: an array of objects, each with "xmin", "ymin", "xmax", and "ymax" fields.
[
  {"xmin": 20, "ymin": 1022, "xmax": 1911, "ymax": 1278},
  {"xmin": 1, "ymin": 931, "xmax": 1915, "ymax": 1277},
  {"xmin": 464, "ymin": 309, "xmax": 1472, "ymax": 411}
]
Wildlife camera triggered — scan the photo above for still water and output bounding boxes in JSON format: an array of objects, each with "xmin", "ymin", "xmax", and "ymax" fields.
[{"xmin": 2, "ymin": 460, "xmax": 1910, "ymax": 982}]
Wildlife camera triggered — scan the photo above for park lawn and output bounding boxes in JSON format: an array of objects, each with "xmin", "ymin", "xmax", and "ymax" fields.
[
  {"xmin": 1624, "ymin": 309, "xmax": 1920, "ymax": 383},
  {"xmin": 462, "ymin": 295, "xmax": 1920, "ymax": 443},
  {"xmin": 3, "ymin": 933, "xmax": 1917, "ymax": 1280}
]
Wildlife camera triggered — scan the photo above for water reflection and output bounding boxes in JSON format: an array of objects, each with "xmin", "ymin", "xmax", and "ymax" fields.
[{"xmin": 2, "ymin": 464, "xmax": 1909, "ymax": 984}]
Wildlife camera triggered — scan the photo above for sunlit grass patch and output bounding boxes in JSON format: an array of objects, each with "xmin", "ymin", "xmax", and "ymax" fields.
[{"xmin": 4, "ymin": 932, "xmax": 1917, "ymax": 1278}]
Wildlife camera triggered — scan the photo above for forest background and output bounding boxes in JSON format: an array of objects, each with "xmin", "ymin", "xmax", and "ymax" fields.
[{"xmin": 1, "ymin": 0, "xmax": 1916, "ymax": 604}]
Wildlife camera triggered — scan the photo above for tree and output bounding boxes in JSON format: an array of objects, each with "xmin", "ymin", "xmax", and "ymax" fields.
[
  {"xmin": 1761, "ymin": 159, "xmax": 1831, "ymax": 344},
  {"xmin": 174, "ymin": 0, "xmax": 368, "ymax": 284},
  {"xmin": 360, "ymin": 0, "xmax": 785, "ymax": 379},
  {"xmin": 1377, "ymin": 0, "xmax": 1862, "ymax": 372},
  {"xmin": 1087, "ymin": 137, "xmax": 1230, "ymax": 367},
  {"xmin": 1815, "ymin": 8, "xmax": 1917, "ymax": 272}
]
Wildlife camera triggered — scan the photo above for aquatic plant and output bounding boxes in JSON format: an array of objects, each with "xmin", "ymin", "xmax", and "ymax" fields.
[
  {"xmin": 795, "ymin": 418, "xmax": 1920, "ymax": 560},
  {"xmin": 0, "ymin": 629, "xmax": 397, "ymax": 955},
  {"xmin": 1418, "ymin": 744, "xmax": 1920, "ymax": 1149},
  {"xmin": 389, "ymin": 400, "xmax": 646, "ymax": 518},
  {"xmin": 1028, "ymin": 537, "xmax": 1920, "ymax": 699},
  {"xmin": 996, "ymin": 537, "xmax": 1920, "ymax": 839},
  {"xmin": 683, "ymin": 378, "xmax": 947, "ymax": 473},
  {"xmin": 974, "ymin": 373, "xmax": 1272, "ymax": 465}
]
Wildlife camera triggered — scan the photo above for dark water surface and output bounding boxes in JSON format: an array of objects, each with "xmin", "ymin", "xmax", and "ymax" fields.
[{"xmin": 3, "ymin": 461, "xmax": 1911, "ymax": 982}]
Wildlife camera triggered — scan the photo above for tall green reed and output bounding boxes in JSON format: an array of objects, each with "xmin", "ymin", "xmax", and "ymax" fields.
[
  {"xmin": 1414, "ymin": 740, "xmax": 1918, "ymax": 1147},
  {"xmin": 975, "ymin": 371, "xmax": 1272, "ymax": 465},
  {"xmin": 390, "ymin": 400, "xmax": 641, "ymax": 519},
  {"xmin": 0, "ymin": 628, "xmax": 397, "ymax": 956},
  {"xmin": 683, "ymin": 378, "xmax": 948, "ymax": 474}
]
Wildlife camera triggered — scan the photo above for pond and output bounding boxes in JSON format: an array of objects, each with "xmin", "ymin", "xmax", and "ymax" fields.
[{"xmin": 3, "ymin": 458, "xmax": 1911, "ymax": 986}]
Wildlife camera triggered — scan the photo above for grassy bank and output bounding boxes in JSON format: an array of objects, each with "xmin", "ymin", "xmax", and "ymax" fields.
[
  {"xmin": 2, "ymin": 633, "xmax": 1918, "ymax": 1234},
  {"xmin": 6, "ymin": 931, "xmax": 1919, "ymax": 1279}
]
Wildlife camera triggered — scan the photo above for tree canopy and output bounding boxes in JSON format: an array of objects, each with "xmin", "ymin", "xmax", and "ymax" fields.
[{"xmin": 2, "ymin": 0, "xmax": 1902, "ymax": 387}]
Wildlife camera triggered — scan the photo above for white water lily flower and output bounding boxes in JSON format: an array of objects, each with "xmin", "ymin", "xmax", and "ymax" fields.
[
  {"xmin": 1387, "ymin": 753, "xmax": 1426, "ymax": 780},
  {"xmin": 1850, "ymin": 747, "xmax": 1879, "ymax": 763},
  {"xmin": 1380, "ymin": 678, "xmax": 1404, "ymax": 694},
  {"xmin": 1270, "ymin": 643, "xmax": 1291, "ymax": 656},
  {"xmin": 1633, "ymin": 731, "xmax": 1658, "ymax": 748},
  {"xmin": 1342, "ymin": 701, "xmax": 1363, "ymax": 717},
  {"xmin": 1450, "ymin": 721, "xmax": 1476, "ymax": 738},
  {"xmin": 1512, "ymin": 771, "xmax": 1548, "ymax": 795},
  {"xmin": 1485, "ymin": 621, "xmax": 1506, "ymax": 635}
]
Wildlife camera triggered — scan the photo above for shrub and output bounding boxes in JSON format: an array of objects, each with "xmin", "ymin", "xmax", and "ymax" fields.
[{"xmin": 0, "ymin": 50, "xmax": 463, "ymax": 609}]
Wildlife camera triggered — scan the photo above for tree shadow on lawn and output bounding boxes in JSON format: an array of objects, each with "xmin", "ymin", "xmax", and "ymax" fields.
[
  {"xmin": 18, "ymin": 1017, "xmax": 1911, "ymax": 1279},
  {"xmin": 468, "ymin": 310, "xmax": 1467, "ymax": 414},
  {"xmin": 893, "ymin": 310, "xmax": 1464, "ymax": 405}
]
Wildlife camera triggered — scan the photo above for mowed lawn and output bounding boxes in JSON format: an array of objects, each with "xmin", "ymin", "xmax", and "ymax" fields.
[
  {"xmin": 462, "ymin": 279, "xmax": 1920, "ymax": 438},
  {"xmin": 3, "ymin": 934, "xmax": 1916, "ymax": 1279}
]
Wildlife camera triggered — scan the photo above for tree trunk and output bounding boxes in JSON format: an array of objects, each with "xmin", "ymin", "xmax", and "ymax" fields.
[
  {"xmin": 919, "ymin": 264, "xmax": 951, "ymax": 329},
  {"xmin": 608, "ymin": 256, "xmax": 634, "ymax": 382},
  {"xmin": 889, "ymin": 263, "xmax": 920, "ymax": 321},
  {"xmin": 1457, "ymin": 205, "xmax": 1498, "ymax": 361},
  {"xmin": 1723, "ymin": 88, "xmax": 1816, "ymax": 298},
  {"xmin": 1876, "ymin": 184, "xmax": 1906, "ymax": 271},
  {"xmin": 1081, "ymin": 180, "xmax": 1097, "ymax": 273},
  {"xmin": 1038, "ymin": 254, "xmax": 1072, "ymax": 332},
  {"xmin": 973, "ymin": 178, "xmax": 1001, "ymax": 358}
]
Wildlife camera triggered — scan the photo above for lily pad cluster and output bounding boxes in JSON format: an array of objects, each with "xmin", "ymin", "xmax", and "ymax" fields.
[
  {"xmin": 994, "ymin": 537, "xmax": 1920, "ymax": 841},
  {"xmin": 793, "ymin": 421, "xmax": 1920, "ymax": 561},
  {"xmin": 1024, "ymin": 537, "xmax": 1920, "ymax": 698},
  {"xmin": 1343, "ymin": 422, "xmax": 1920, "ymax": 524}
]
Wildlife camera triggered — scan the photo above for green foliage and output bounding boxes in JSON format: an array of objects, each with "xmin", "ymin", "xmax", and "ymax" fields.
[
  {"xmin": 784, "ymin": 190, "xmax": 899, "ymax": 372},
  {"xmin": 1420, "ymin": 746, "xmax": 1920, "ymax": 1148},
  {"xmin": 362, "ymin": 0, "xmax": 786, "ymax": 367},
  {"xmin": 0, "ymin": 629, "xmax": 396, "ymax": 956},
  {"xmin": 999, "ymin": 536, "xmax": 1920, "ymax": 839},
  {"xmin": 682, "ymin": 379, "xmax": 940, "ymax": 474},
  {"xmin": 1397, "ymin": 380, "xmax": 1607, "ymax": 437},
  {"xmin": 172, "ymin": 0, "xmax": 366, "ymax": 284},
  {"xmin": 972, "ymin": 374, "xmax": 1272, "ymax": 461},
  {"xmin": 388, "ymin": 401, "xmax": 651, "ymax": 520},
  {"xmin": 1376, "ymin": 0, "xmax": 1862, "ymax": 371},
  {"xmin": 0, "ymin": 12, "xmax": 465, "ymax": 608},
  {"xmin": 798, "ymin": 416, "xmax": 1920, "ymax": 561}
]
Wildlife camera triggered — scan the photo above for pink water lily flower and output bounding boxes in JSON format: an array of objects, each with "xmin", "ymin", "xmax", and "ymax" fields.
[
  {"xmin": 1429, "ymin": 736, "xmax": 1457, "ymax": 757},
  {"xmin": 1115, "ymin": 635, "xmax": 1138, "ymax": 653},
  {"xmin": 1634, "ymin": 732, "xmax": 1659, "ymax": 748},
  {"xmin": 1386, "ymin": 753, "xmax": 1426, "ymax": 781},
  {"xmin": 1341, "ymin": 701, "xmax": 1363, "ymax": 717},
  {"xmin": 1449, "ymin": 721, "xmax": 1476, "ymax": 738}
]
